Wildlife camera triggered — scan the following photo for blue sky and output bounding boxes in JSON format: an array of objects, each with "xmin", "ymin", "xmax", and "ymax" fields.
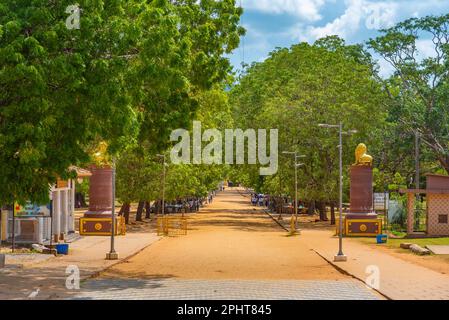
[{"xmin": 229, "ymin": 0, "xmax": 449, "ymax": 77}]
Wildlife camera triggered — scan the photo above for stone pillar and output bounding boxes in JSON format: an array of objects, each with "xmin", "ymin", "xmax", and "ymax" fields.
[
  {"xmin": 349, "ymin": 165, "xmax": 374, "ymax": 215},
  {"xmin": 81, "ymin": 166, "xmax": 117, "ymax": 236},
  {"xmin": 61, "ymin": 190, "xmax": 68, "ymax": 237},
  {"xmin": 69, "ymin": 180, "xmax": 76, "ymax": 233},
  {"xmin": 407, "ymin": 192, "xmax": 415, "ymax": 235},
  {"xmin": 53, "ymin": 190, "xmax": 61, "ymax": 242},
  {"xmin": 346, "ymin": 165, "xmax": 381, "ymax": 236},
  {"xmin": 87, "ymin": 167, "xmax": 113, "ymax": 215}
]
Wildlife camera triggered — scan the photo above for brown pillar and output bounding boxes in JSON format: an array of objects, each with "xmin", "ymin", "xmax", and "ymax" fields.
[
  {"xmin": 407, "ymin": 193, "xmax": 415, "ymax": 235},
  {"xmin": 87, "ymin": 166, "xmax": 113, "ymax": 214},
  {"xmin": 349, "ymin": 165, "xmax": 374, "ymax": 214}
]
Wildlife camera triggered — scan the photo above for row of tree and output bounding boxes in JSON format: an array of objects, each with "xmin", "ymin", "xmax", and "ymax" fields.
[
  {"xmin": 0, "ymin": 1, "xmax": 243, "ymax": 207},
  {"xmin": 2, "ymin": 1, "xmax": 448, "ymax": 225},
  {"xmin": 229, "ymin": 14, "xmax": 449, "ymax": 223}
]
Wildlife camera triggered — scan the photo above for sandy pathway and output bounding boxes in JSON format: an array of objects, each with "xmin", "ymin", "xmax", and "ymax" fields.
[{"xmin": 101, "ymin": 188, "xmax": 346, "ymax": 281}]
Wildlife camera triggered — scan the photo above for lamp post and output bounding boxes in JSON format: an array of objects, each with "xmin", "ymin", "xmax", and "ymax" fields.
[
  {"xmin": 106, "ymin": 157, "xmax": 118, "ymax": 260},
  {"xmin": 318, "ymin": 123, "xmax": 357, "ymax": 263},
  {"xmin": 282, "ymin": 151, "xmax": 305, "ymax": 235},
  {"xmin": 157, "ymin": 154, "xmax": 167, "ymax": 216}
]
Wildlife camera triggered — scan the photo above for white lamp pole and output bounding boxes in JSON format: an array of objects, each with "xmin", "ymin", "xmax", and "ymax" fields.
[
  {"xmin": 319, "ymin": 123, "xmax": 357, "ymax": 262},
  {"xmin": 283, "ymin": 151, "xmax": 305, "ymax": 234},
  {"xmin": 106, "ymin": 157, "xmax": 118, "ymax": 260}
]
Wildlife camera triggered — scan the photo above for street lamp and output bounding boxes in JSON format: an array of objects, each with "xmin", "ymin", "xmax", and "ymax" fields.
[
  {"xmin": 282, "ymin": 151, "xmax": 305, "ymax": 235},
  {"xmin": 157, "ymin": 154, "xmax": 167, "ymax": 216},
  {"xmin": 318, "ymin": 123, "xmax": 357, "ymax": 263},
  {"xmin": 106, "ymin": 157, "xmax": 118, "ymax": 260}
]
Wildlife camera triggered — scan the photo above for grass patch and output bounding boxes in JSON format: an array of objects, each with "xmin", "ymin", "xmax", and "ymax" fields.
[{"xmin": 357, "ymin": 237, "xmax": 449, "ymax": 250}]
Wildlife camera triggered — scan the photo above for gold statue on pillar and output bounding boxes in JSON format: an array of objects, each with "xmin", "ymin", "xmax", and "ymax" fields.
[{"xmin": 354, "ymin": 143, "xmax": 373, "ymax": 166}]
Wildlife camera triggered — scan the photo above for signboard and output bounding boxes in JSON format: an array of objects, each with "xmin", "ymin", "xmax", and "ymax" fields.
[
  {"xmin": 374, "ymin": 193, "xmax": 389, "ymax": 211},
  {"xmin": 14, "ymin": 202, "xmax": 51, "ymax": 217}
]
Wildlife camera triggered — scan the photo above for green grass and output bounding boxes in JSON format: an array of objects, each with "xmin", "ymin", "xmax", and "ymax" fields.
[{"xmin": 357, "ymin": 237, "xmax": 449, "ymax": 250}]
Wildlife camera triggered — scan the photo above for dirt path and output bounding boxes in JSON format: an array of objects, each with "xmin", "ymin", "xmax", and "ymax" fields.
[{"xmin": 101, "ymin": 188, "xmax": 346, "ymax": 281}]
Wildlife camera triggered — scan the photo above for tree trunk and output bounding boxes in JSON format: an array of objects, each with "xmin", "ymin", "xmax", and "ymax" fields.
[
  {"xmin": 330, "ymin": 201, "xmax": 336, "ymax": 225},
  {"xmin": 317, "ymin": 201, "xmax": 328, "ymax": 221},
  {"xmin": 308, "ymin": 200, "xmax": 316, "ymax": 216},
  {"xmin": 135, "ymin": 201, "xmax": 145, "ymax": 222},
  {"xmin": 118, "ymin": 203, "xmax": 126, "ymax": 216},
  {"xmin": 122, "ymin": 203, "xmax": 130, "ymax": 225},
  {"xmin": 155, "ymin": 200, "xmax": 161, "ymax": 215},
  {"xmin": 145, "ymin": 201, "xmax": 151, "ymax": 219},
  {"xmin": 75, "ymin": 193, "xmax": 87, "ymax": 208}
]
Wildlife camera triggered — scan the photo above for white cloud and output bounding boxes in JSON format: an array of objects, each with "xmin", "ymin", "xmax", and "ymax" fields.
[
  {"xmin": 307, "ymin": 0, "xmax": 364, "ymax": 40},
  {"xmin": 243, "ymin": 0, "xmax": 327, "ymax": 21},
  {"xmin": 235, "ymin": 0, "xmax": 449, "ymax": 76},
  {"xmin": 376, "ymin": 56, "xmax": 396, "ymax": 78},
  {"xmin": 416, "ymin": 39, "xmax": 438, "ymax": 59},
  {"xmin": 288, "ymin": 0, "xmax": 399, "ymax": 42}
]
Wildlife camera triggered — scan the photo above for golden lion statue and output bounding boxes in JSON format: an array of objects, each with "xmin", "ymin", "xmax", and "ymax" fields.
[{"xmin": 354, "ymin": 143, "xmax": 373, "ymax": 166}]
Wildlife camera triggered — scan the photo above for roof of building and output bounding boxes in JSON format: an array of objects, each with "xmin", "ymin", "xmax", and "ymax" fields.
[{"xmin": 69, "ymin": 166, "xmax": 92, "ymax": 178}]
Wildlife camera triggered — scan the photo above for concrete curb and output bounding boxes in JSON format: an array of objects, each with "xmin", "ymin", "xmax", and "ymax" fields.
[
  {"xmin": 263, "ymin": 209, "xmax": 290, "ymax": 232},
  {"xmin": 81, "ymin": 235, "xmax": 163, "ymax": 283},
  {"xmin": 235, "ymin": 188, "xmax": 289, "ymax": 232},
  {"xmin": 312, "ymin": 249, "xmax": 392, "ymax": 300}
]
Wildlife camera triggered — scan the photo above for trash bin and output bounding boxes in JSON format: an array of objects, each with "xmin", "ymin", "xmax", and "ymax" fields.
[
  {"xmin": 376, "ymin": 234, "xmax": 388, "ymax": 244},
  {"xmin": 55, "ymin": 243, "xmax": 69, "ymax": 255}
]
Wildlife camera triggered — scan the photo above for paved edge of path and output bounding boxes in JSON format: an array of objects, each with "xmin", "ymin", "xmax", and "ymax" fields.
[
  {"xmin": 236, "ymin": 188, "xmax": 289, "ymax": 232},
  {"xmin": 73, "ymin": 279, "xmax": 382, "ymax": 300},
  {"xmin": 0, "ymin": 232, "xmax": 162, "ymax": 300},
  {"xmin": 306, "ymin": 230, "xmax": 449, "ymax": 300},
  {"xmin": 81, "ymin": 234, "xmax": 164, "ymax": 282},
  {"xmin": 235, "ymin": 188, "xmax": 389, "ymax": 300},
  {"xmin": 311, "ymin": 249, "xmax": 391, "ymax": 300}
]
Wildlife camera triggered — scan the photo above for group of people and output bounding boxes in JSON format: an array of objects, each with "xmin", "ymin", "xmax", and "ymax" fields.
[
  {"xmin": 162, "ymin": 191, "xmax": 217, "ymax": 214},
  {"xmin": 251, "ymin": 193, "xmax": 268, "ymax": 207},
  {"xmin": 250, "ymin": 192, "xmax": 306, "ymax": 215}
]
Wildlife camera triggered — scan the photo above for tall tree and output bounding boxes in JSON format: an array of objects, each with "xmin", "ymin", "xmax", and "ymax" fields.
[
  {"xmin": 369, "ymin": 14, "xmax": 449, "ymax": 174},
  {"xmin": 231, "ymin": 37, "xmax": 388, "ymax": 219},
  {"xmin": 0, "ymin": 0, "xmax": 243, "ymax": 204},
  {"xmin": 0, "ymin": 0, "xmax": 139, "ymax": 204}
]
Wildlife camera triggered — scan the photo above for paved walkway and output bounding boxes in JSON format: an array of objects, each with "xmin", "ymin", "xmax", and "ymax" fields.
[
  {"xmin": 238, "ymin": 188, "xmax": 449, "ymax": 300},
  {"xmin": 72, "ymin": 188, "xmax": 381, "ymax": 300},
  {"xmin": 8, "ymin": 188, "xmax": 447, "ymax": 300},
  {"xmin": 0, "ymin": 232, "xmax": 160, "ymax": 299},
  {"xmin": 306, "ymin": 230, "xmax": 449, "ymax": 300},
  {"xmin": 74, "ymin": 279, "xmax": 379, "ymax": 300}
]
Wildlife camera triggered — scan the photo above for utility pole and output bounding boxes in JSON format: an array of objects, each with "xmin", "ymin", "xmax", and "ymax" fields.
[
  {"xmin": 106, "ymin": 157, "xmax": 118, "ymax": 260},
  {"xmin": 338, "ymin": 122, "xmax": 344, "ymax": 259},
  {"xmin": 415, "ymin": 131, "xmax": 420, "ymax": 191}
]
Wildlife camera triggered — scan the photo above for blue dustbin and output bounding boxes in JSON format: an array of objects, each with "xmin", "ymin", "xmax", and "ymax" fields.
[
  {"xmin": 376, "ymin": 234, "xmax": 388, "ymax": 244},
  {"xmin": 56, "ymin": 243, "xmax": 69, "ymax": 255}
]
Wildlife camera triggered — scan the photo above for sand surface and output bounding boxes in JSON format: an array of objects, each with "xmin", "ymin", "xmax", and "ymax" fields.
[{"xmin": 101, "ymin": 188, "xmax": 346, "ymax": 281}]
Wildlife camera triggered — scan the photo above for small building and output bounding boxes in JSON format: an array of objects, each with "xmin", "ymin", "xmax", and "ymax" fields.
[
  {"xmin": 0, "ymin": 167, "xmax": 91, "ymax": 244},
  {"xmin": 401, "ymin": 174, "xmax": 449, "ymax": 237}
]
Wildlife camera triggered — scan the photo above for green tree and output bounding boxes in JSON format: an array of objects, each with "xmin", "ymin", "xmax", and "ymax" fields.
[
  {"xmin": 0, "ymin": 0, "xmax": 243, "ymax": 205},
  {"xmin": 369, "ymin": 14, "xmax": 449, "ymax": 174},
  {"xmin": 231, "ymin": 37, "xmax": 388, "ymax": 221},
  {"xmin": 0, "ymin": 0, "xmax": 137, "ymax": 204}
]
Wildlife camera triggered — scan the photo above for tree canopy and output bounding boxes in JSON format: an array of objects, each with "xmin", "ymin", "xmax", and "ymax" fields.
[
  {"xmin": 230, "ymin": 37, "xmax": 388, "ymax": 211},
  {"xmin": 0, "ymin": 0, "xmax": 243, "ymax": 204},
  {"xmin": 369, "ymin": 14, "xmax": 449, "ymax": 175}
]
